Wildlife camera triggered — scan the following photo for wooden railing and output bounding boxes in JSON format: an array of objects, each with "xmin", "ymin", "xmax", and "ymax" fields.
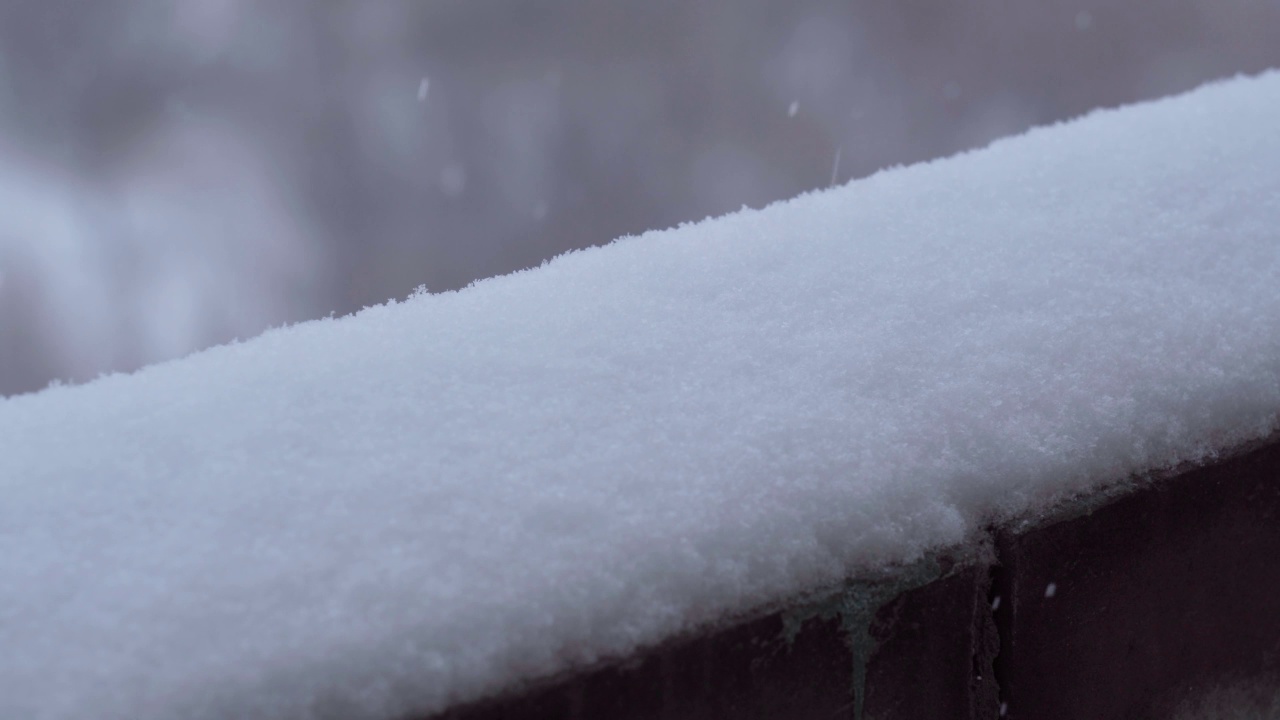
[{"xmin": 427, "ymin": 437, "xmax": 1280, "ymax": 720}]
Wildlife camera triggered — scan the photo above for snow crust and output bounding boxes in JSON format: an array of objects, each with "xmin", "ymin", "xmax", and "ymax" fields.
[{"xmin": 3, "ymin": 72, "xmax": 1280, "ymax": 720}]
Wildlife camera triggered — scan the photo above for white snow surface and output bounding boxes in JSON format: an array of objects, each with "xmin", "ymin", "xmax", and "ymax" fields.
[{"xmin": 4, "ymin": 72, "xmax": 1280, "ymax": 720}]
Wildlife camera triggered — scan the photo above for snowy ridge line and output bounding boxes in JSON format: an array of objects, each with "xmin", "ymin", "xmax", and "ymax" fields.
[
  {"xmin": 3, "ymin": 71, "xmax": 1280, "ymax": 720},
  {"xmin": 999, "ymin": 426, "xmax": 1280, "ymax": 533}
]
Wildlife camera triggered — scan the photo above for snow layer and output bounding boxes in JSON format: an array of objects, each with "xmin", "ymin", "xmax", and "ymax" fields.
[{"xmin": 3, "ymin": 72, "xmax": 1280, "ymax": 720}]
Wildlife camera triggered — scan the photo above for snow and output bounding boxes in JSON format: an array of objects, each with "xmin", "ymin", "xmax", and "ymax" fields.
[
  {"xmin": 1171, "ymin": 675, "xmax": 1280, "ymax": 720},
  {"xmin": 3, "ymin": 71, "xmax": 1280, "ymax": 720}
]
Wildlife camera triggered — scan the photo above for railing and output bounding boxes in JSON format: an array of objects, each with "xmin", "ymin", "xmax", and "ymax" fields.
[{"xmin": 429, "ymin": 437, "xmax": 1280, "ymax": 719}]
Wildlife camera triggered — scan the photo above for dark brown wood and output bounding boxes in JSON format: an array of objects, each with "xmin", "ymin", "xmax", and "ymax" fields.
[
  {"xmin": 433, "ymin": 609, "xmax": 858, "ymax": 720},
  {"xmin": 865, "ymin": 565, "xmax": 999, "ymax": 720},
  {"xmin": 992, "ymin": 441, "xmax": 1280, "ymax": 719}
]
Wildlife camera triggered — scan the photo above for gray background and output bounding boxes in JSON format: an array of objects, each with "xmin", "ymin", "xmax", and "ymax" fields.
[{"xmin": 1, "ymin": 0, "xmax": 1278, "ymax": 396}]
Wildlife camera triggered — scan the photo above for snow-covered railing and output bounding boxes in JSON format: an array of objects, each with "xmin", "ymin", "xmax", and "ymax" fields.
[
  {"xmin": 438, "ymin": 438, "xmax": 1280, "ymax": 720},
  {"xmin": 2, "ymin": 72, "xmax": 1279, "ymax": 720}
]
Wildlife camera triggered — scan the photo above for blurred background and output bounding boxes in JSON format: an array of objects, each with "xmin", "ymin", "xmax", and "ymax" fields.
[{"xmin": 1, "ymin": 0, "xmax": 1278, "ymax": 396}]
